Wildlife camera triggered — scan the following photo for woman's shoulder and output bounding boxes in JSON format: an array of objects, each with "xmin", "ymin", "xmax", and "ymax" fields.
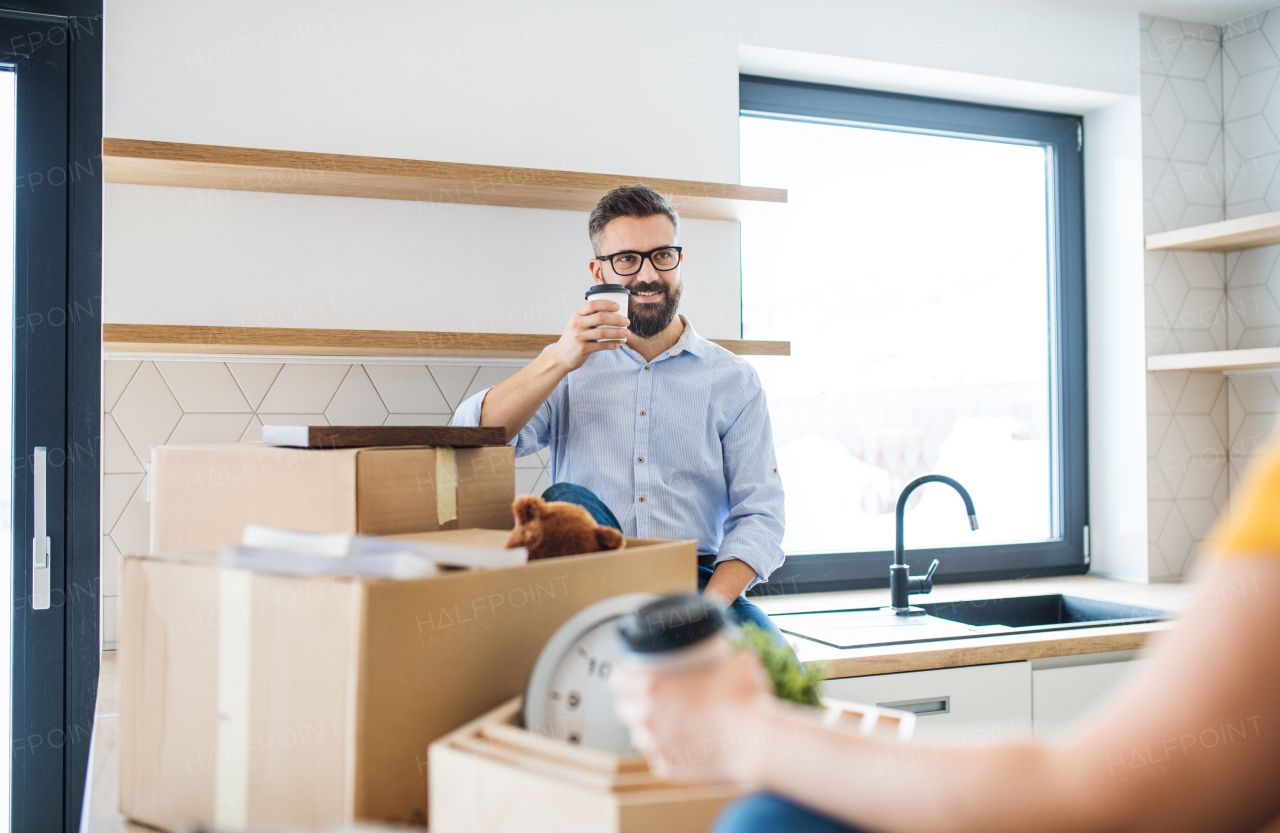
[{"xmin": 1208, "ymin": 438, "xmax": 1280, "ymax": 558}]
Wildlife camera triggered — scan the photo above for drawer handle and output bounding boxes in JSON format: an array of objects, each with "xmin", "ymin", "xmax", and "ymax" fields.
[{"xmin": 877, "ymin": 695, "xmax": 950, "ymax": 716}]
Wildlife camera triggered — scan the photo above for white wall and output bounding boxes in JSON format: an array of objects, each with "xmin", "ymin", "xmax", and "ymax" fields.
[
  {"xmin": 104, "ymin": 0, "xmax": 1142, "ymax": 333},
  {"xmin": 1085, "ymin": 96, "xmax": 1149, "ymax": 580},
  {"xmin": 100, "ymin": 1, "xmax": 1161, "ymax": 616}
]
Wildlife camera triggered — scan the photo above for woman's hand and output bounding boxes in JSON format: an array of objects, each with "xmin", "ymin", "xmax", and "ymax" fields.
[{"xmin": 610, "ymin": 649, "xmax": 776, "ymax": 784}]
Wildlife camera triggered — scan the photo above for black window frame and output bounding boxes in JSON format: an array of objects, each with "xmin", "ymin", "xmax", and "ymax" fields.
[{"xmin": 739, "ymin": 75, "xmax": 1087, "ymax": 597}]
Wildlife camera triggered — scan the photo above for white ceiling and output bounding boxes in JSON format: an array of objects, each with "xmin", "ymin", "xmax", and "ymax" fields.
[{"xmin": 1075, "ymin": 0, "xmax": 1271, "ymax": 25}]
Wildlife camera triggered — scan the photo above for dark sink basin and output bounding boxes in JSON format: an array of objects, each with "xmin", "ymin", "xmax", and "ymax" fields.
[
  {"xmin": 772, "ymin": 594, "xmax": 1169, "ymax": 650},
  {"xmin": 920, "ymin": 594, "xmax": 1166, "ymax": 629}
]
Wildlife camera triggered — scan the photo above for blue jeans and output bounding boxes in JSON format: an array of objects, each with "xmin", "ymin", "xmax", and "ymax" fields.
[
  {"xmin": 540, "ymin": 482, "xmax": 787, "ymax": 643},
  {"xmin": 712, "ymin": 793, "xmax": 866, "ymax": 833}
]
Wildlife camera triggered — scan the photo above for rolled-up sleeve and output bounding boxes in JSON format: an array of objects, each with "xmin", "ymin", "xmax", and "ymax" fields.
[
  {"xmin": 713, "ymin": 375, "xmax": 785, "ymax": 588},
  {"xmin": 451, "ymin": 387, "xmax": 552, "ymax": 459}
]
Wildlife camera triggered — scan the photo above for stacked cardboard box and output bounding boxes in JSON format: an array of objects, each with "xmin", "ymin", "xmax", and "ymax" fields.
[{"xmin": 120, "ymin": 443, "xmax": 698, "ymax": 830}]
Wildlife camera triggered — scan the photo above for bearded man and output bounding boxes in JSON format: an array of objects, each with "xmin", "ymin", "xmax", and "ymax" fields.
[{"xmin": 452, "ymin": 184, "xmax": 786, "ymax": 635}]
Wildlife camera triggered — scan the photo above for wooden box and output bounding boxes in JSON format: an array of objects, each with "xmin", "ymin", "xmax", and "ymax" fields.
[{"xmin": 429, "ymin": 696, "xmax": 914, "ymax": 833}]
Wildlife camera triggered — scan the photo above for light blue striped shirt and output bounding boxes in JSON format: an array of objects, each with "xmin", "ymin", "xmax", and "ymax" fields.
[{"xmin": 452, "ymin": 317, "xmax": 785, "ymax": 587}]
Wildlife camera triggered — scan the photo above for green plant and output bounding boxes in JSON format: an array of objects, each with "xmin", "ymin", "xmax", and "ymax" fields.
[{"xmin": 733, "ymin": 623, "xmax": 825, "ymax": 707}]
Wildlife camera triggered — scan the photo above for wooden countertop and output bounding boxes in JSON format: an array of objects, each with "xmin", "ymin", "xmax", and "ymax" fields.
[
  {"xmin": 753, "ymin": 574, "xmax": 1192, "ymax": 679},
  {"xmin": 81, "ymin": 574, "xmax": 1192, "ymax": 830}
]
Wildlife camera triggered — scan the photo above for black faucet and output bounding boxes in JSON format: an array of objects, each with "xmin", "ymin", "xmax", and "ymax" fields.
[{"xmin": 890, "ymin": 474, "xmax": 978, "ymax": 616}]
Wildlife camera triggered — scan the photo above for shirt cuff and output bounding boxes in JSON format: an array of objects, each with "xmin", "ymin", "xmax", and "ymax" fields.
[
  {"xmin": 451, "ymin": 387, "xmax": 525, "ymax": 450},
  {"xmin": 451, "ymin": 387, "xmax": 488, "ymax": 427},
  {"xmin": 705, "ymin": 547, "xmax": 781, "ymax": 591}
]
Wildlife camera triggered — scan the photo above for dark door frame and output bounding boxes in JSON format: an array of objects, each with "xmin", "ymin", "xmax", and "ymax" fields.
[{"xmin": 3, "ymin": 1, "xmax": 101, "ymax": 830}]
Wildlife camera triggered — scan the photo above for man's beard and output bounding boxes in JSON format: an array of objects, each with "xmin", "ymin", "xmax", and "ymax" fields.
[{"xmin": 627, "ymin": 279, "xmax": 683, "ymax": 339}]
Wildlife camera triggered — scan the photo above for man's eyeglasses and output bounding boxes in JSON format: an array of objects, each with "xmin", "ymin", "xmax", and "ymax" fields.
[{"xmin": 596, "ymin": 246, "xmax": 683, "ymax": 277}]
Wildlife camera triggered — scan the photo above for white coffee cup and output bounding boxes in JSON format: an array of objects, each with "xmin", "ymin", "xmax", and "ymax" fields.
[{"xmin": 585, "ymin": 284, "xmax": 631, "ymax": 342}]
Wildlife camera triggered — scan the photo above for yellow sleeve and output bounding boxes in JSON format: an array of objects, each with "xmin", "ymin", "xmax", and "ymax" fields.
[{"xmin": 1207, "ymin": 444, "xmax": 1280, "ymax": 558}]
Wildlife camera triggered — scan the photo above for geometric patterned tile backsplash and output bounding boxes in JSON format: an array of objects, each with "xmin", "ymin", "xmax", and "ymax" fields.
[
  {"xmin": 1145, "ymin": 370, "xmax": 1229, "ymax": 578},
  {"xmin": 100, "ymin": 358, "xmax": 537, "ymax": 646},
  {"xmin": 1141, "ymin": 12, "xmax": 1280, "ymax": 581},
  {"xmin": 1142, "ymin": 14, "xmax": 1234, "ymax": 581},
  {"xmin": 1223, "ymin": 8, "xmax": 1280, "ymax": 350}
]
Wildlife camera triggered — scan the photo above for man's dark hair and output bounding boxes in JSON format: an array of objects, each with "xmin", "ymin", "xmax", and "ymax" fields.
[{"xmin": 587, "ymin": 183, "xmax": 680, "ymax": 255}]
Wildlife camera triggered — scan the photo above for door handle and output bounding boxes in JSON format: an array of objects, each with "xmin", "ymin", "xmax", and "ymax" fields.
[
  {"xmin": 32, "ymin": 447, "xmax": 50, "ymax": 610},
  {"xmin": 877, "ymin": 695, "xmax": 950, "ymax": 716}
]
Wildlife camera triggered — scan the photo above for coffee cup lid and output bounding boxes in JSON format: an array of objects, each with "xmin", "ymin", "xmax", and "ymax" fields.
[
  {"xmin": 586, "ymin": 284, "xmax": 631, "ymax": 300},
  {"xmin": 618, "ymin": 593, "xmax": 725, "ymax": 654}
]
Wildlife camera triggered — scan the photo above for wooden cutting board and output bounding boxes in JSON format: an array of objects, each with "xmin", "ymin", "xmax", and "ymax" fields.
[{"xmin": 261, "ymin": 425, "xmax": 508, "ymax": 448}]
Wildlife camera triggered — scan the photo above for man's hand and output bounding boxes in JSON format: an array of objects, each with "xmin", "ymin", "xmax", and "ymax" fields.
[
  {"xmin": 550, "ymin": 299, "xmax": 631, "ymax": 372},
  {"xmin": 478, "ymin": 299, "xmax": 629, "ymax": 440}
]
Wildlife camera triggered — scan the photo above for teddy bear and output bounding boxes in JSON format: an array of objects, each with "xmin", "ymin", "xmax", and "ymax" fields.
[{"xmin": 505, "ymin": 495, "xmax": 626, "ymax": 560}]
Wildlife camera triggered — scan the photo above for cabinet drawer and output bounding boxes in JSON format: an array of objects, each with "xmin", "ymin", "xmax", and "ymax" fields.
[
  {"xmin": 1032, "ymin": 659, "xmax": 1146, "ymax": 735},
  {"xmin": 822, "ymin": 662, "xmax": 1031, "ymax": 741}
]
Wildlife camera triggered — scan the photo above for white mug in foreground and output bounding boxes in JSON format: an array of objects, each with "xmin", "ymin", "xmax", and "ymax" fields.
[{"xmin": 585, "ymin": 284, "xmax": 631, "ymax": 342}]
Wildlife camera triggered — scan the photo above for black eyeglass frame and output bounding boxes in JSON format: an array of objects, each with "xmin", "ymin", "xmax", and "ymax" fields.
[{"xmin": 595, "ymin": 246, "xmax": 684, "ymax": 277}]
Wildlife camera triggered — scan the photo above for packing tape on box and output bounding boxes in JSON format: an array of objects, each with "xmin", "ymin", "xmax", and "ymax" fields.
[
  {"xmin": 215, "ymin": 569, "xmax": 253, "ymax": 829},
  {"xmin": 436, "ymin": 446, "xmax": 458, "ymax": 527}
]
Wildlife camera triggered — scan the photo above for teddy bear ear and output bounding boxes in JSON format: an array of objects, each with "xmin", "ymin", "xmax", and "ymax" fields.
[
  {"xmin": 594, "ymin": 527, "xmax": 625, "ymax": 551},
  {"xmin": 512, "ymin": 494, "xmax": 543, "ymax": 526}
]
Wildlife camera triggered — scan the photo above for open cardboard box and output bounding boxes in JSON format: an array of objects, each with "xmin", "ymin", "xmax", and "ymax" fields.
[
  {"xmin": 429, "ymin": 694, "xmax": 914, "ymax": 833},
  {"xmin": 119, "ymin": 529, "xmax": 697, "ymax": 831}
]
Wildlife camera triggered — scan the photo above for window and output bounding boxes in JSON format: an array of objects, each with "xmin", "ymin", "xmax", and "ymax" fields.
[{"xmin": 740, "ymin": 76, "xmax": 1086, "ymax": 594}]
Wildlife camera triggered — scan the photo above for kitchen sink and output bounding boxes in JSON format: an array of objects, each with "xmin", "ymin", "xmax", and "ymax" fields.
[
  {"xmin": 918, "ymin": 595, "xmax": 1166, "ymax": 629},
  {"xmin": 772, "ymin": 594, "xmax": 1168, "ymax": 650}
]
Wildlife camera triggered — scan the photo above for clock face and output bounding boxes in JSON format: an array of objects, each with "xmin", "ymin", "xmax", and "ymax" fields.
[{"xmin": 524, "ymin": 593, "xmax": 658, "ymax": 754}]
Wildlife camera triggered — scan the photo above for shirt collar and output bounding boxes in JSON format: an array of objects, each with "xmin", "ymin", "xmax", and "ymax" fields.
[{"xmin": 623, "ymin": 315, "xmax": 709, "ymax": 362}]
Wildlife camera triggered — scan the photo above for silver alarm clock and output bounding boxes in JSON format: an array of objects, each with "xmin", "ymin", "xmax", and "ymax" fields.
[{"xmin": 523, "ymin": 593, "xmax": 658, "ymax": 753}]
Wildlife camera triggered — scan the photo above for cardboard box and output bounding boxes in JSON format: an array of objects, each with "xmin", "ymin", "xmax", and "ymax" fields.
[
  {"xmin": 149, "ymin": 443, "xmax": 516, "ymax": 554},
  {"xmin": 430, "ymin": 696, "xmax": 914, "ymax": 833},
  {"xmin": 118, "ymin": 529, "xmax": 697, "ymax": 831}
]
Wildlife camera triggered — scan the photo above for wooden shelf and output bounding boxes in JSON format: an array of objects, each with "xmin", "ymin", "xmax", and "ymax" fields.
[
  {"xmin": 101, "ymin": 324, "xmax": 790, "ymax": 359},
  {"xmin": 1145, "ymin": 210, "xmax": 1280, "ymax": 252},
  {"xmin": 1146, "ymin": 347, "xmax": 1280, "ymax": 372},
  {"xmin": 102, "ymin": 139, "xmax": 787, "ymax": 220}
]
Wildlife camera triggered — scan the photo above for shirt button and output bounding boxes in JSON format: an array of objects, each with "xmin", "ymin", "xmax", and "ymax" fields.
[
  {"xmin": 639, "ymin": 410, "xmax": 646, "ymax": 416},
  {"xmin": 638, "ymin": 496, "xmax": 646, "ymax": 503},
  {"xmin": 644, "ymin": 365, "xmax": 650, "ymax": 371},
  {"xmin": 638, "ymin": 457, "xmax": 644, "ymax": 463}
]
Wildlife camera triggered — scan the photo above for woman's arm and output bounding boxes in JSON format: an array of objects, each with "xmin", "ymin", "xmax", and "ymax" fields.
[{"xmin": 612, "ymin": 559, "xmax": 1280, "ymax": 833}]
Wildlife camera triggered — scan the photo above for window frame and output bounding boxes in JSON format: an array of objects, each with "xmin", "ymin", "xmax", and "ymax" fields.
[{"xmin": 739, "ymin": 74, "xmax": 1088, "ymax": 597}]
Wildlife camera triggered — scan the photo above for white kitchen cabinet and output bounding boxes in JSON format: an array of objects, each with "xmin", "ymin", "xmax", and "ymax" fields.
[
  {"xmin": 1031, "ymin": 651, "xmax": 1145, "ymax": 735},
  {"xmin": 822, "ymin": 662, "xmax": 1032, "ymax": 743}
]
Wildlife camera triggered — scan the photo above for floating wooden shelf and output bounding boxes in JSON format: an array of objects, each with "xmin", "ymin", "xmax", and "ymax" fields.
[
  {"xmin": 1145, "ymin": 210, "xmax": 1280, "ymax": 252},
  {"xmin": 102, "ymin": 138, "xmax": 787, "ymax": 220},
  {"xmin": 101, "ymin": 324, "xmax": 790, "ymax": 359},
  {"xmin": 1146, "ymin": 347, "xmax": 1280, "ymax": 372}
]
